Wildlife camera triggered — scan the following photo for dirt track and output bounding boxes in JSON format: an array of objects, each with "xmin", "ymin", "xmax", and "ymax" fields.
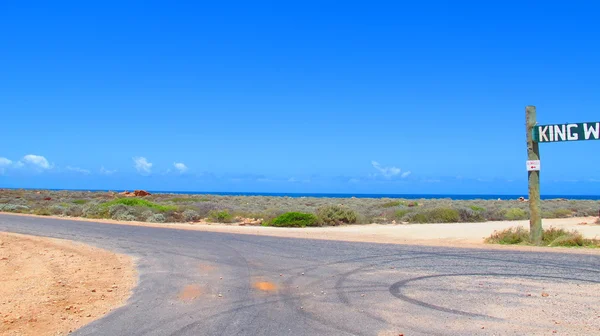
[{"xmin": 0, "ymin": 232, "xmax": 136, "ymax": 336}]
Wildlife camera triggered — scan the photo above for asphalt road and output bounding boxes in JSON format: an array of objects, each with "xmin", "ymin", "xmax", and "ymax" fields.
[{"xmin": 1, "ymin": 214, "xmax": 599, "ymax": 336}]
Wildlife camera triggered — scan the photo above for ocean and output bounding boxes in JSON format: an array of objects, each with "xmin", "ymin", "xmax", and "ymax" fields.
[
  {"xmin": 115, "ymin": 191, "xmax": 600, "ymax": 201},
  {"xmin": 5, "ymin": 188, "xmax": 600, "ymax": 200}
]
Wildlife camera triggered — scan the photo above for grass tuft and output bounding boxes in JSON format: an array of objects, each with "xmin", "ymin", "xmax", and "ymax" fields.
[
  {"xmin": 486, "ymin": 226, "xmax": 600, "ymax": 248},
  {"xmin": 485, "ymin": 226, "xmax": 529, "ymax": 244},
  {"xmin": 101, "ymin": 198, "xmax": 177, "ymax": 212}
]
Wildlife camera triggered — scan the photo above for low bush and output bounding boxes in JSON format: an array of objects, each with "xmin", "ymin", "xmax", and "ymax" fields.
[
  {"xmin": 548, "ymin": 233, "xmax": 586, "ymax": 247},
  {"xmin": 394, "ymin": 209, "xmax": 411, "ymax": 220},
  {"xmin": 406, "ymin": 208, "xmax": 460, "ymax": 223},
  {"xmin": 0, "ymin": 204, "xmax": 29, "ymax": 212},
  {"xmin": 101, "ymin": 198, "xmax": 176, "ymax": 212},
  {"xmin": 265, "ymin": 212, "xmax": 319, "ymax": 227},
  {"xmin": 82, "ymin": 204, "xmax": 110, "ymax": 219},
  {"xmin": 147, "ymin": 213, "xmax": 166, "ymax": 223},
  {"xmin": 33, "ymin": 208, "xmax": 53, "ymax": 216},
  {"xmin": 504, "ymin": 208, "xmax": 528, "ymax": 220},
  {"xmin": 486, "ymin": 226, "xmax": 600, "ymax": 248},
  {"xmin": 469, "ymin": 205, "xmax": 485, "ymax": 212},
  {"xmin": 541, "ymin": 227, "xmax": 571, "ymax": 244},
  {"xmin": 107, "ymin": 204, "xmax": 142, "ymax": 221},
  {"xmin": 72, "ymin": 199, "xmax": 89, "ymax": 205},
  {"xmin": 317, "ymin": 205, "xmax": 358, "ymax": 225},
  {"xmin": 485, "ymin": 226, "xmax": 529, "ymax": 244},
  {"xmin": 381, "ymin": 200, "xmax": 404, "ymax": 208},
  {"xmin": 208, "ymin": 210, "xmax": 234, "ymax": 223},
  {"xmin": 549, "ymin": 208, "xmax": 573, "ymax": 218},
  {"xmin": 457, "ymin": 207, "xmax": 486, "ymax": 222},
  {"xmin": 192, "ymin": 202, "xmax": 221, "ymax": 218},
  {"xmin": 182, "ymin": 209, "xmax": 201, "ymax": 222},
  {"xmin": 65, "ymin": 205, "xmax": 84, "ymax": 217}
]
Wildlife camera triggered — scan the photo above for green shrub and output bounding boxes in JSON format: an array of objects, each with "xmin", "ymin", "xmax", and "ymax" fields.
[
  {"xmin": 469, "ymin": 205, "xmax": 485, "ymax": 212},
  {"xmin": 381, "ymin": 200, "xmax": 404, "ymax": 208},
  {"xmin": 316, "ymin": 205, "xmax": 358, "ymax": 225},
  {"xmin": 72, "ymin": 199, "xmax": 89, "ymax": 205},
  {"xmin": 504, "ymin": 208, "xmax": 528, "ymax": 220},
  {"xmin": 101, "ymin": 198, "xmax": 176, "ymax": 212},
  {"xmin": 406, "ymin": 208, "xmax": 460, "ymax": 223},
  {"xmin": 208, "ymin": 210, "xmax": 234, "ymax": 223},
  {"xmin": 266, "ymin": 212, "xmax": 319, "ymax": 227},
  {"xmin": 485, "ymin": 227, "xmax": 529, "ymax": 244},
  {"xmin": 550, "ymin": 208, "xmax": 573, "ymax": 218},
  {"xmin": 394, "ymin": 209, "xmax": 411, "ymax": 220}
]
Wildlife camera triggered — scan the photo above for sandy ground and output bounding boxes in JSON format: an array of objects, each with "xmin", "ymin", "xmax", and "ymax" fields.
[
  {"xmin": 2, "ymin": 212, "xmax": 599, "ymax": 254},
  {"xmin": 0, "ymin": 232, "xmax": 136, "ymax": 336}
]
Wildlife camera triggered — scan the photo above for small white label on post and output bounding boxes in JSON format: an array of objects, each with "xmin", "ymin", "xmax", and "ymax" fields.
[{"xmin": 527, "ymin": 160, "xmax": 541, "ymax": 171}]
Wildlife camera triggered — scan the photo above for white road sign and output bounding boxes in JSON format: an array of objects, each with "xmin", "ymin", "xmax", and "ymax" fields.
[{"xmin": 527, "ymin": 160, "xmax": 540, "ymax": 171}]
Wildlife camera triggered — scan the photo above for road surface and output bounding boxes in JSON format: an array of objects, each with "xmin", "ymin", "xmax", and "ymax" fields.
[{"xmin": 1, "ymin": 214, "xmax": 599, "ymax": 336}]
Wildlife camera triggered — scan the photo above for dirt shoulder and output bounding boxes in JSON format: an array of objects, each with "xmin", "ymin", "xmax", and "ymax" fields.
[
  {"xmin": 0, "ymin": 232, "xmax": 136, "ymax": 336},
  {"xmin": 3, "ymin": 212, "xmax": 600, "ymax": 254}
]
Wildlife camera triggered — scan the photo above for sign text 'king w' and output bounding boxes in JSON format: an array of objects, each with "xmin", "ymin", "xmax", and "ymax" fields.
[{"xmin": 533, "ymin": 122, "xmax": 600, "ymax": 143}]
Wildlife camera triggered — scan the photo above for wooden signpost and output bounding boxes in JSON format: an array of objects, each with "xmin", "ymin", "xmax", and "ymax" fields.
[{"xmin": 526, "ymin": 105, "xmax": 599, "ymax": 245}]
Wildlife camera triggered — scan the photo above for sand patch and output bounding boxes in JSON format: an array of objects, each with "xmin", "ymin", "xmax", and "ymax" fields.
[{"xmin": 0, "ymin": 232, "xmax": 136, "ymax": 336}]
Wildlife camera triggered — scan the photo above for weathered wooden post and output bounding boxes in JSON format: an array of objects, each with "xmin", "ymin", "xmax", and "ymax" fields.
[{"xmin": 526, "ymin": 105, "xmax": 543, "ymax": 244}]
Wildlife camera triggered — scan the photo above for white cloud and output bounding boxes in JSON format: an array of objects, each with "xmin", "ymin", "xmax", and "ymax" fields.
[
  {"xmin": 0, "ymin": 157, "xmax": 12, "ymax": 167},
  {"xmin": 173, "ymin": 162, "xmax": 188, "ymax": 173},
  {"xmin": 22, "ymin": 154, "xmax": 51, "ymax": 169},
  {"xmin": 0, "ymin": 157, "xmax": 12, "ymax": 174},
  {"xmin": 100, "ymin": 166, "xmax": 117, "ymax": 175},
  {"xmin": 133, "ymin": 157, "xmax": 152, "ymax": 174},
  {"xmin": 401, "ymin": 171, "xmax": 411, "ymax": 178},
  {"xmin": 371, "ymin": 161, "xmax": 402, "ymax": 178},
  {"xmin": 66, "ymin": 166, "xmax": 91, "ymax": 174}
]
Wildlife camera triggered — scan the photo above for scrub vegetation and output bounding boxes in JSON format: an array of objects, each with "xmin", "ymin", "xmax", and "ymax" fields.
[
  {"xmin": 0, "ymin": 189, "xmax": 598, "ymax": 226},
  {"xmin": 485, "ymin": 226, "xmax": 600, "ymax": 248}
]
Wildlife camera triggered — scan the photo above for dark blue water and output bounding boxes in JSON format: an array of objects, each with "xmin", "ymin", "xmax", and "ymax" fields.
[
  {"xmin": 152, "ymin": 192, "xmax": 600, "ymax": 200},
  {"xmin": 13, "ymin": 188, "xmax": 600, "ymax": 200}
]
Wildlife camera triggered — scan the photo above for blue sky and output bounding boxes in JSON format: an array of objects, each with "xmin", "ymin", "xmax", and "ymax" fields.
[{"xmin": 1, "ymin": 1, "xmax": 599, "ymax": 195}]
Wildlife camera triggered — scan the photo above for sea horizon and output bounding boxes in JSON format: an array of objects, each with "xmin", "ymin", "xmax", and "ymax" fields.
[{"xmin": 3, "ymin": 187, "xmax": 600, "ymax": 201}]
